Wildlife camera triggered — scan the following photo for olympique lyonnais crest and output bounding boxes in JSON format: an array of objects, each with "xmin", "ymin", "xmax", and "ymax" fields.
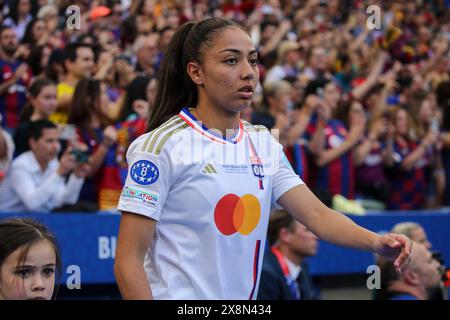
[{"xmin": 250, "ymin": 156, "xmax": 265, "ymax": 190}]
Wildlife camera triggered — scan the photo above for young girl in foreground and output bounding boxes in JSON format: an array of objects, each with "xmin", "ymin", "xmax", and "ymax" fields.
[{"xmin": 0, "ymin": 218, "xmax": 61, "ymax": 300}]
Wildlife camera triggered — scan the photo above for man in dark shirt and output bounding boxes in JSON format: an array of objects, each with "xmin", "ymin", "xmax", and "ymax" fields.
[{"xmin": 258, "ymin": 209, "xmax": 321, "ymax": 300}]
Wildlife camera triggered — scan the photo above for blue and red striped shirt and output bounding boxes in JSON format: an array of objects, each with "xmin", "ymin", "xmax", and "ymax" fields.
[
  {"xmin": 307, "ymin": 115, "xmax": 355, "ymax": 199},
  {"xmin": 387, "ymin": 138, "xmax": 430, "ymax": 210},
  {"xmin": 0, "ymin": 60, "xmax": 32, "ymax": 130}
]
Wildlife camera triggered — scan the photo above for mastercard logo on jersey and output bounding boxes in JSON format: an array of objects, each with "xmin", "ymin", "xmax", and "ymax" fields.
[{"xmin": 214, "ymin": 194, "xmax": 261, "ymax": 236}]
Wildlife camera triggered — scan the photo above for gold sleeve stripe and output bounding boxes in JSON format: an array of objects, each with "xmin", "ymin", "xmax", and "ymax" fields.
[
  {"xmin": 141, "ymin": 115, "xmax": 180, "ymax": 151},
  {"xmin": 208, "ymin": 164, "xmax": 217, "ymax": 173},
  {"xmin": 143, "ymin": 116, "xmax": 183, "ymax": 152},
  {"xmin": 153, "ymin": 123, "xmax": 189, "ymax": 155}
]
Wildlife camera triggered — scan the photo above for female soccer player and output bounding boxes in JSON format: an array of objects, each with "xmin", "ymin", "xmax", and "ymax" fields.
[{"xmin": 114, "ymin": 18, "xmax": 412, "ymax": 300}]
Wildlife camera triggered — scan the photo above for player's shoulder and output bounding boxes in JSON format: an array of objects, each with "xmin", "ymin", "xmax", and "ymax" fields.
[{"xmin": 131, "ymin": 115, "xmax": 190, "ymax": 156}]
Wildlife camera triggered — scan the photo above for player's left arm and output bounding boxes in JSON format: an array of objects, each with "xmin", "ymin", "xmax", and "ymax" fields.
[{"xmin": 277, "ymin": 184, "xmax": 413, "ymax": 273}]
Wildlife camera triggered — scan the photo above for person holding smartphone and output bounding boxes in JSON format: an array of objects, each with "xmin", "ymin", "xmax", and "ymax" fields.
[{"xmin": 0, "ymin": 120, "xmax": 89, "ymax": 212}]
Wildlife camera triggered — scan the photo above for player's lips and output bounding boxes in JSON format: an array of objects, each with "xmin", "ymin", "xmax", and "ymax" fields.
[
  {"xmin": 30, "ymin": 297, "xmax": 46, "ymax": 300},
  {"xmin": 237, "ymin": 85, "xmax": 254, "ymax": 99}
]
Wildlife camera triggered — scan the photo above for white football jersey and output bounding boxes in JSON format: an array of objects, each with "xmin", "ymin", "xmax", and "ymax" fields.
[{"xmin": 117, "ymin": 108, "xmax": 303, "ymax": 299}]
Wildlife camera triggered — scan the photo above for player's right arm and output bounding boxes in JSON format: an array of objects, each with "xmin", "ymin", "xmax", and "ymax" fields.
[
  {"xmin": 114, "ymin": 212, "xmax": 156, "ymax": 300},
  {"xmin": 113, "ymin": 126, "xmax": 179, "ymax": 299}
]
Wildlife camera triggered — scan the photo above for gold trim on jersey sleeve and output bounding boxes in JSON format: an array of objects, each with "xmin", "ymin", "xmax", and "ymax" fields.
[
  {"xmin": 154, "ymin": 123, "xmax": 189, "ymax": 155},
  {"xmin": 142, "ymin": 116, "xmax": 183, "ymax": 152}
]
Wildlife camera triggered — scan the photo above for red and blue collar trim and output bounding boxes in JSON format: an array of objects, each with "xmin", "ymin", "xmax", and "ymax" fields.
[{"xmin": 179, "ymin": 108, "xmax": 244, "ymax": 144}]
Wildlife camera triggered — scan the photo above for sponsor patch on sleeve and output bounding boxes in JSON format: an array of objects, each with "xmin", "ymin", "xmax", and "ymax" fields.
[{"xmin": 120, "ymin": 186, "xmax": 159, "ymax": 207}]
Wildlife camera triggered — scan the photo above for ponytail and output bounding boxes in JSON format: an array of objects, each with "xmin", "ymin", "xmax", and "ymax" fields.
[
  {"xmin": 148, "ymin": 22, "xmax": 196, "ymax": 131},
  {"xmin": 148, "ymin": 18, "xmax": 247, "ymax": 132}
]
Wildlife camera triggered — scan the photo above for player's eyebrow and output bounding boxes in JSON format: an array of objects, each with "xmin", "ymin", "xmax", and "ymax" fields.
[{"xmin": 219, "ymin": 48, "xmax": 257, "ymax": 55}]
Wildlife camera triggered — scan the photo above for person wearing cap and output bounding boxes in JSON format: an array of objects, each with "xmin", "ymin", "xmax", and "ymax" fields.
[
  {"xmin": 90, "ymin": 6, "xmax": 111, "ymax": 21},
  {"xmin": 264, "ymin": 40, "xmax": 302, "ymax": 85}
]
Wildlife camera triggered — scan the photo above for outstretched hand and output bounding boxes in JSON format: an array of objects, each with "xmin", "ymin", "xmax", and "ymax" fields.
[{"xmin": 373, "ymin": 233, "xmax": 413, "ymax": 274}]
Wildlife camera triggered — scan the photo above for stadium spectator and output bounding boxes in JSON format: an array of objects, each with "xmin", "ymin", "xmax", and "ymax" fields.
[
  {"xmin": 0, "ymin": 120, "xmax": 88, "ymax": 212},
  {"xmin": 0, "ymin": 218, "xmax": 61, "ymax": 300},
  {"xmin": 383, "ymin": 107, "xmax": 439, "ymax": 209},
  {"xmin": 118, "ymin": 75, "xmax": 153, "ymax": 122},
  {"xmin": 377, "ymin": 242, "xmax": 441, "ymax": 300},
  {"xmin": 335, "ymin": 100, "xmax": 389, "ymax": 203},
  {"xmin": 133, "ymin": 33, "xmax": 160, "ymax": 77},
  {"xmin": 252, "ymin": 80, "xmax": 292, "ymax": 145},
  {"xmin": 21, "ymin": 18, "xmax": 46, "ymax": 48},
  {"xmin": 36, "ymin": 4, "xmax": 59, "ymax": 36},
  {"xmin": 27, "ymin": 44, "xmax": 52, "ymax": 78},
  {"xmin": 264, "ymin": 40, "xmax": 302, "ymax": 85},
  {"xmin": 13, "ymin": 78, "xmax": 57, "ymax": 157},
  {"xmin": 2, "ymin": 0, "xmax": 33, "ymax": 41},
  {"xmin": 391, "ymin": 222, "xmax": 432, "ymax": 250},
  {"xmin": 155, "ymin": 26, "xmax": 176, "ymax": 68},
  {"xmin": 285, "ymin": 94, "xmax": 321, "ymax": 183},
  {"xmin": 258, "ymin": 209, "xmax": 320, "ymax": 300},
  {"xmin": 97, "ymin": 75, "xmax": 154, "ymax": 211},
  {"xmin": 300, "ymin": 46, "xmax": 330, "ymax": 82},
  {"xmin": 108, "ymin": 1, "xmax": 124, "ymax": 42},
  {"xmin": 49, "ymin": 43, "xmax": 95, "ymax": 125},
  {"xmin": 375, "ymin": 222, "xmax": 446, "ymax": 300},
  {"xmin": 0, "ymin": 25, "xmax": 32, "ymax": 131},
  {"xmin": 307, "ymin": 80, "xmax": 364, "ymax": 199},
  {"xmin": 68, "ymin": 79, "xmax": 117, "ymax": 209},
  {"xmin": 437, "ymin": 81, "xmax": 450, "ymax": 206},
  {"xmin": 412, "ymin": 94, "xmax": 445, "ymax": 208},
  {"xmin": 93, "ymin": 50, "xmax": 123, "ymax": 120},
  {"xmin": 120, "ymin": 0, "xmax": 156, "ymax": 49},
  {"xmin": 0, "ymin": 116, "xmax": 14, "ymax": 184}
]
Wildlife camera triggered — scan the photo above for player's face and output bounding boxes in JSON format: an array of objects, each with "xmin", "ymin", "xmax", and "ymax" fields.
[
  {"xmin": 0, "ymin": 240, "xmax": 56, "ymax": 300},
  {"xmin": 196, "ymin": 27, "xmax": 259, "ymax": 113}
]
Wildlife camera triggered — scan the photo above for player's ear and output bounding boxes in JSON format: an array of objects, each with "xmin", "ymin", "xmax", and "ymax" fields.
[{"xmin": 187, "ymin": 61, "xmax": 203, "ymax": 86}]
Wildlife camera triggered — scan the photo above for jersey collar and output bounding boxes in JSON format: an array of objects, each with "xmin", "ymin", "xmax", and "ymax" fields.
[{"xmin": 179, "ymin": 108, "xmax": 244, "ymax": 144}]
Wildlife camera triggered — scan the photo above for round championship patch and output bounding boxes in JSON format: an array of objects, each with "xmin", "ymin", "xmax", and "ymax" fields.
[{"xmin": 130, "ymin": 160, "xmax": 159, "ymax": 185}]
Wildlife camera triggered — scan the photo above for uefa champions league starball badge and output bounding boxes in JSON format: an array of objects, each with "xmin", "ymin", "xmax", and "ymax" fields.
[{"xmin": 130, "ymin": 160, "xmax": 159, "ymax": 185}]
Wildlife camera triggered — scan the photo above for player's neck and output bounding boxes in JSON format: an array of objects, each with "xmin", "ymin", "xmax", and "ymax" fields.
[{"xmin": 191, "ymin": 106, "xmax": 240, "ymax": 139}]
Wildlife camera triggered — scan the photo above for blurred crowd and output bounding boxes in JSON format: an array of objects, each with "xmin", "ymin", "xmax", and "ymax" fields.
[{"xmin": 0, "ymin": 0, "xmax": 449, "ymax": 213}]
